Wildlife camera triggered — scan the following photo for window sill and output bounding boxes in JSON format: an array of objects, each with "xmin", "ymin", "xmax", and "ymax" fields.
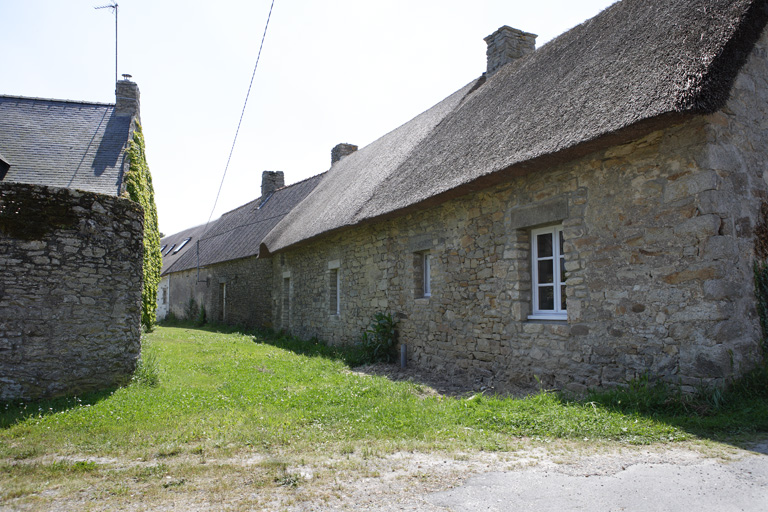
[{"xmin": 528, "ymin": 313, "xmax": 567, "ymax": 322}]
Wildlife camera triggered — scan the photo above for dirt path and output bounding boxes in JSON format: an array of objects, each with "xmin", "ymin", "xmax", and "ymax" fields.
[{"xmin": 4, "ymin": 439, "xmax": 767, "ymax": 510}]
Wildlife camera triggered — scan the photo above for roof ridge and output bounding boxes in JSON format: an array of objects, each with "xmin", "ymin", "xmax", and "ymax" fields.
[
  {"xmin": 0, "ymin": 94, "xmax": 115, "ymax": 107},
  {"xmin": 273, "ymin": 170, "xmax": 326, "ymax": 191}
]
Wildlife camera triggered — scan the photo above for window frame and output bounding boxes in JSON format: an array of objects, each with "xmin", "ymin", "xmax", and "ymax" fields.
[
  {"xmin": 329, "ymin": 267, "xmax": 340, "ymax": 315},
  {"xmin": 423, "ymin": 252, "xmax": 432, "ymax": 298},
  {"xmin": 529, "ymin": 224, "xmax": 567, "ymax": 321},
  {"xmin": 328, "ymin": 260, "xmax": 341, "ymax": 316}
]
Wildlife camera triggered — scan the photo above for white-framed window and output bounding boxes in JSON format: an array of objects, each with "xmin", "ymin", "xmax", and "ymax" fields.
[
  {"xmin": 423, "ymin": 253, "xmax": 432, "ymax": 297},
  {"xmin": 529, "ymin": 225, "xmax": 567, "ymax": 320}
]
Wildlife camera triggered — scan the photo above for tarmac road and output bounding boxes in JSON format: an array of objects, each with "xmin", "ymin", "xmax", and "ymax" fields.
[{"xmin": 426, "ymin": 441, "xmax": 768, "ymax": 512}]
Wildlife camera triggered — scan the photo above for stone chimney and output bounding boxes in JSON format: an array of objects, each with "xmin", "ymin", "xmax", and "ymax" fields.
[
  {"xmin": 331, "ymin": 143, "xmax": 358, "ymax": 165},
  {"xmin": 484, "ymin": 26, "xmax": 537, "ymax": 77},
  {"xmin": 261, "ymin": 171, "xmax": 285, "ymax": 198},
  {"xmin": 115, "ymin": 76, "xmax": 140, "ymax": 119}
]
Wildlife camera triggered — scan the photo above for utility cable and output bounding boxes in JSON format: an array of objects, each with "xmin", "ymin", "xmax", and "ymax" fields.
[{"xmin": 202, "ymin": 0, "xmax": 276, "ymax": 237}]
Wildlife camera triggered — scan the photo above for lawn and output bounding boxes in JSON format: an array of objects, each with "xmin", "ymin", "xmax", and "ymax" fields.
[{"xmin": 1, "ymin": 325, "xmax": 766, "ymax": 509}]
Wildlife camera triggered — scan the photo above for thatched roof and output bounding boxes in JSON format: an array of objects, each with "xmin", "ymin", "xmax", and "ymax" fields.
[
  {"xmin": 161, "ymin": 173, "xmax": 323, "ymax": 275},
  {"xmin": 261, "ymin": 0, "xmax": 768, "ymax": 254}
]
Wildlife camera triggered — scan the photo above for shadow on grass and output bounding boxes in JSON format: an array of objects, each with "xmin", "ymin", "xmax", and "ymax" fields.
[
  {"xmin": 160, "ymin": 322, "xmax": 768, "ymax": 446},
  {"xmin": 0, "ymin": 387, "xmax": 117, "ymax": 429},
  {"xmin": 579, "ymin": 368, "xmax": 768, "ymax": 444}
]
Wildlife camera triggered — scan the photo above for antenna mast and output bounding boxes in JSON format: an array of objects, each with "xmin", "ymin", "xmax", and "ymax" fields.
[{"xmin": 95, "ymin": 2, "xmax": 118, "ymax": 84}]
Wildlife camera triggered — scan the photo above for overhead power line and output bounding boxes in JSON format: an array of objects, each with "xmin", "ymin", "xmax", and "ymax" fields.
[{"xmin": 203, "ymin": 0, "xmax": 276, "ymax": 237}]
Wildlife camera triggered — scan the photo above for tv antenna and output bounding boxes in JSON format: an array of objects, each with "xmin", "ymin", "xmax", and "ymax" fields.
[{"xmin": 95, "ymin": 2, "xmax": 118, "ymax": 84}]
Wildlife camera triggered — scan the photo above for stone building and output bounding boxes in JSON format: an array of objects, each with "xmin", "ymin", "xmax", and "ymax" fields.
[
  {"xmin": 161, "ymin": 0, "xmax": 768, "ymax": 392},
  {"xmin": 0, "ymin": 79, "xmax": 146, "ymax": 400},
  {"xmin": 257, "ymin": 0, "xmax": 768, "ymax": 392},
  {"xmin": 159, "ymin": 171, "xmax": 322, "ymax": 327}
]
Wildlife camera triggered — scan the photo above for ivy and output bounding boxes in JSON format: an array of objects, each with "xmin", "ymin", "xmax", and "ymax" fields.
[{"xmin": 124, "ymin": 123, "xmax": 162, "ymax": 331}]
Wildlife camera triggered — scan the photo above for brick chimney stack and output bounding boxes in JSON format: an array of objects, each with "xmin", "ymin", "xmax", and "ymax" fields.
[
  {"xmin": 115, "ymin": 76, "xmax": 140, "ymax": 119},
  {"xmin": 484, "ymin": 26, "xmax": 537, "ymax": 77},
  {"xmin": 261, "ymin": 171, "xmax": 284, "ymax": 198},
  {"xmin": 331, "ymin": 143, "xmax": 358, "ymax": 165}
]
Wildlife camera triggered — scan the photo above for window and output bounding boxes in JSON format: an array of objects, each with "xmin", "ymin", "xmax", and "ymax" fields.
[
  {"xmin": 530, "ymin": 225, "xmax": 566, "ymax": 320},
  {"xmin": 282, "ymin": 276, "xmax": 290, "ymax": 327},
  {"xmin": 328, "ymin": 260, "xmax": 340, "ymax": 315},
  {"xmin": 164, "ymin": 244, "xmax": 176, "ymax": 256},
  {"xmin": 414, "ymin": 251, "xmax": 432, "ymax": 298},
  {"xmin": 173, "ymin": 237, "xmax": 191, "ymax": 254},
  {"xmin": 329, "ymin": 268, "xmax": 340, "ymax": 315},
  {"xmin": 218, "ymin": 283, "xmax": 226, "ymax": 322}
]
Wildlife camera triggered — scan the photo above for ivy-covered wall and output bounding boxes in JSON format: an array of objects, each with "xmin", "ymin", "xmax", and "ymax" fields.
[{"xmin": 124, "ymin": 123, "xmax": 162, "ymax": 330}]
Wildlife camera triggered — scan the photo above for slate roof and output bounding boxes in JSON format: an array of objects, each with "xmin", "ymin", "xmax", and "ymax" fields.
[
  {"xmin": 261, "ymin": 0, "xmax": 768, "ymax": 254},
  {"xmin": 161, "ymin": 173, "xmax": 324, "ymax": 275},
  {"xmin": 0, "ymin": 95, "xmax": 131, "ymax": 196}
]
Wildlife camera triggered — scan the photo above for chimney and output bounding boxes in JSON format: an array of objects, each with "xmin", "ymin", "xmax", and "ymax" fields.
[
  {"xmin": 261, "ymin": 171, "xmax": 284, "ymax": 198},
  {"xmin": 331, "ymin": 143, "xmax": 358, "ymax": 165},
  {"xmin": 115, "ymin": 75, "xmax": 140, "ymax": 119},
  {"xmin": 484, "ymin": 26, "xmax": 537, "ymax": 77}
]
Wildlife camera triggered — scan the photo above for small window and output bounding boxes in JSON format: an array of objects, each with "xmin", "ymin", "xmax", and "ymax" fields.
[
  {"xmin": 530, "ymin": 225, "xmax": 567, "ymax": 320},
  {"xmin": 282, "ymin": 276, "xmax": 290, "ymax": 327},
  {"xmin": 414, "ymin": 251, "xmax": 432, "ymax": 298},
  {"xmin": 173, "ymin": 237, "xmax": 191, "ymax": 254},
  {"xmin": 160, "ymin": 244, "xmax": 168, "ymax": 253},
  {"xmin": 164, "ymin": 244, "xmax": 176, "ymax": 256},
  {"xmin": 329, "ymin": 268, "xmax": 340, "ymax": 315}
]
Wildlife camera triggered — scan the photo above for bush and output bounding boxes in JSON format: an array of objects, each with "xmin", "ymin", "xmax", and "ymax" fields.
[{"xmin": 355, "ymin": 312, "xmax": 398, "ymax": 364}]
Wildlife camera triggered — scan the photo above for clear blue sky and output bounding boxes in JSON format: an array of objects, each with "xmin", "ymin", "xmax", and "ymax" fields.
[{"xmin": 2, "ymin": 0, "xmax": 617, "ymax": 235}]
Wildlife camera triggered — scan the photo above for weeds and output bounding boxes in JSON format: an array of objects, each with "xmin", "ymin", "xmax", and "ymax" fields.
[{"xmin": 132, "ymin": 339, "xmax": 160, "ymax": 387}]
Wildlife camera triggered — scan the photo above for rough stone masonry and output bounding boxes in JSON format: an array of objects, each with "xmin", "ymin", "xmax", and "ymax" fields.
[{"xmin": 0, "ymin": 183, "xmax": 144, "ymax": 400}]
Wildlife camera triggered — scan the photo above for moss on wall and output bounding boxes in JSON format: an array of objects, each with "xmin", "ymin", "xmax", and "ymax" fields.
[{"xmin": 124, "ymin": 123, "xmax": 162, "ymax": 330}]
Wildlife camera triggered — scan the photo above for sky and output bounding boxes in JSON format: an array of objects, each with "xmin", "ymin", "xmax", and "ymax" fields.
[{"xmin": 2, "ymin": 0, "xmax": 617, "ymax": 236}]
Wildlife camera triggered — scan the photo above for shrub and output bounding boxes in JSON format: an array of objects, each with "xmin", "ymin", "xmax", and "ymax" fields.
[{"xmin": 355, "ymin": 312, "xmax": 398, "ymax": 364}]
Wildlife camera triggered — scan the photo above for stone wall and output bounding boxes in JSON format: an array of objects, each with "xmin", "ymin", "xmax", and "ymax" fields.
[
  {"xmin": 270, "ymin": 29, "xmax": 768, "ymax": 393},
  {"xmin": 0, "ymin": 183, "xmax": 144, "ymax": 401},
  {"xmin": 167, "ymin": 255, "xmax": 273, "ymax": 328}
]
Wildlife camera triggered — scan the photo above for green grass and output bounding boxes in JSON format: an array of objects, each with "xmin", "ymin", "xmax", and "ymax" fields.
[{"xmin": 1, "ymin": 326, "xmax": 766, "ymax": 464}]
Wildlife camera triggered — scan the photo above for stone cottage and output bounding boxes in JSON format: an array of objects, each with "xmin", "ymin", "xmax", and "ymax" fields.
[
  {"xmin": 159, "ymin": 171, "xmax": 322, "ymax": 327},
  {"xmin": 255, "ymin": 0, "xmax": 768, "ymax": 392},
  {"xmin": 0, "ymin": 79, "xmax": 146, "ymax": 400}
]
